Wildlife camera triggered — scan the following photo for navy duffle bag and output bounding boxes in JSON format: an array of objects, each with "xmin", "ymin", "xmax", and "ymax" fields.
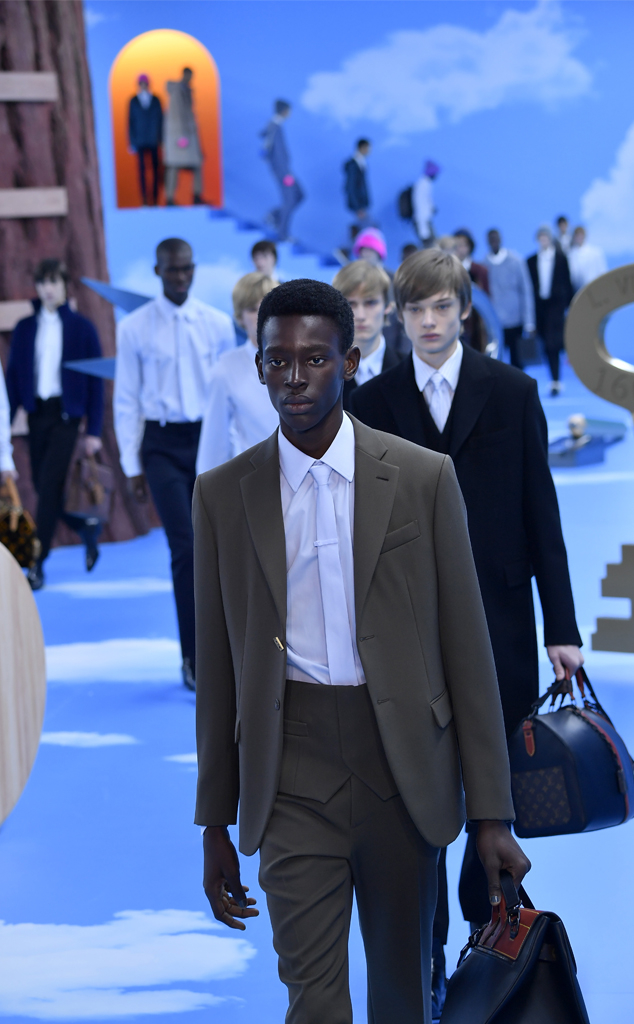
[{"xmin": 509, "ymin": 668, "xmax": 634, "ymax": 838}]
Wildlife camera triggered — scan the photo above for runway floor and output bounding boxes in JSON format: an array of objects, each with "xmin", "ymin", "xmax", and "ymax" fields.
[{"xmin": 1, "ymin": 360, "xmax": 633, "ymax": 1022}]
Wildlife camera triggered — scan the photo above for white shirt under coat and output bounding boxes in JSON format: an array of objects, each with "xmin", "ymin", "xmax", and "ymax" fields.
[
  {"xmin": 35, "ymin": 307, "xmax": 63, "ymax": 401},
  {"xmin": 114, "ymin": 293, "xmax": 235, "ymax": 477},
  {"xmin": 0, "ymin": 366, "xmax": 15, "ymax": 472},
  {"xmin": 355, "ymin": 336, "xmax": 386, "ymax": 388},
  {"xmin": 412, "ymin": 341, "xmax": 464, "ymax": 432},
  {"xmin": 278, "ymin": 413, "xmax": 365, "ymax": 687},
  {"xmin": 537, "ymin": 246, "xmax": 556, "ymax": 300},
  {"xmin": 196, "ymin": 342, "xmax": 279, "ymax": 473}
]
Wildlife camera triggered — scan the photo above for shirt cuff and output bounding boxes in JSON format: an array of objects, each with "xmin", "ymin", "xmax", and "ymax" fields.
[
  {"xmin": 0, "ymin": 450, "xmax": 15, "ymax": 472},
  {"xmin": 121, "ymin": 453, "xmax": 143, "ymax": 478}
]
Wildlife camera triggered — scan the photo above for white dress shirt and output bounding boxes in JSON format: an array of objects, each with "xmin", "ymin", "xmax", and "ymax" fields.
[
  {"xmin": 413, "ymin": 174, "xmax": 433, "ymax": 239},
  {"xmin": 355, "ymin": 336, "xmax": 386, "ymax": 388},
  {"xmin": 278, "ymin": 413, "xmax": 365, "ymax": 687},
  {"xmin": 568, "ymin": 243, "xmax": 608, "ymax": 291},
  {"xmin": 0, "ymin": 366, "xmax": 15, "ymax": 472},
  {"xmin": 34, "ymin": 307, "xmax": 63, "ymax": 400},
  {"xmin": 114, "ymin": 293, "xmax": 236, "ymax": 477},
  {"xmin": 196, "ymin": 342, "xmax": 278, "ymax": 474},
  {"xmin": 537, "ymin": 246, "xmax": 556, "ymax": 300},
  {"xmin": 412, "ymin": 341, "xmax": 464, "ymax": 432}
]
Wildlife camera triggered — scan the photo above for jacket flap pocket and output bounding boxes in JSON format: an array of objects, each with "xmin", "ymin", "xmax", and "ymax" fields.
[
  {"xmin": 505, "ymin": 559, "xmax": 532, "ymax": 588},
  {"xmin": 381, "ymin": 519, "xmax": 420, "ymax": 554},
  {"xmin": 283, "ymin": 719, "xmax": 308, "ymax": 737},
  {"xmin": 430, "ymin": 689, "xmax": 453, "ymax": 729},
  {"xmin": 234, "ymin": 718, "xmax": 241, "ymax": 743}
]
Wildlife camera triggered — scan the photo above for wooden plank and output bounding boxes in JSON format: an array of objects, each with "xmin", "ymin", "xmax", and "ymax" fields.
[
  {"xmin": 0, "ymin": 300, "xmax": 33, "ymax": 332},
  {"xmin": 0, "ymin": 187, "xmax": 68, "ymax": 219},
  {"xmin": 0, "ymin": 71, "xmax": 58, "ymax": 102},
  {"xmin": 0, "ymin": 543, "xmax": 46, "ymax": 825}
]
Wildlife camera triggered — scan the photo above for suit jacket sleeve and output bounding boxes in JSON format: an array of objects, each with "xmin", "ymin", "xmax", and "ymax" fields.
[
  {"xmin": 193, "ymin": 477, "xmax": 240, "ymax": 826},
  {"xmin": 82, "ymin": 318, "xmax": 104, "ymax": 437},
  {"xmin": 522, "ymin": 380, "xmax": 581, "ymax": 647},
  {"xmin": 433, "ymin": 456, "xmax": 514, "ymax": 821}
]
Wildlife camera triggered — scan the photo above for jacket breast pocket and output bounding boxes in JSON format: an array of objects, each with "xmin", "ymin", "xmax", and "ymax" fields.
[
  {"xmin": 381, "ymin": 520, "xmax": 420, "ymax": 554},
  {"xmin": 283, "ymin": 719, "xmax": 308, "ymax": 737},
  {"xmin": 430, "ymin": 688, "xmax": 453, "ymax": 729}
]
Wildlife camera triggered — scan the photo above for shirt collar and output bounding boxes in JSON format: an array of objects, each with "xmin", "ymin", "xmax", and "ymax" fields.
[
  {"xmin": 538, "ymin": 246, "xmax": 556, "ymax": 260},
  {"xmin": 487, "ymin": 248, "xmax": 508, "ymax": 265},
  {"xmin": 412, "ymin": 341, "xmax": 464, "ymax": 393},
  {"xmin": 156, "ymin": 292, "xmax": 197, "ymax": 322},
  {"xmin": 359, "ymin": 336, "xmax": 385, "ymax": 372},
  {"xmin": 39, "ymin": 306, "xmax": 61, "ymax": 323},
  {"xmin": 278, "ymin": 412, "xmax": 355, "ymax": 493}
]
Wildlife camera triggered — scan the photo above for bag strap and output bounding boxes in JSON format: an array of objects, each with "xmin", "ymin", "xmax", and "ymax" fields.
[
  {"xmin": 500, "ymin": 869, "xmax": 534, "ymax": 912},
  {"xmin": 528, "ymin": 666, "xmax": 612, "ymax": 724}
]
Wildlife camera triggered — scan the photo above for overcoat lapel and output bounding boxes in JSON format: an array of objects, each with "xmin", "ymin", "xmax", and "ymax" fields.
[
  {"xmin": 240, "ymin": 432, "xmax": 287, "ymax": 628},
  {"xmin": 449, "ymin": 345, "xmax": 494, "ymax": 459},
  {"xmin": 378, "ymin": 356, "xmax": 428, "ymax": 448},
  {"xmin": 351, "ymin": 418, "xmax": 399, "ymax": 621}
]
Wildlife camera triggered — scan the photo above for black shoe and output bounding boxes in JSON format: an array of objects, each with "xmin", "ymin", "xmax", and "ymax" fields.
[
  {"xmin": 182, "ymin": 658, "xmax": 196, "ymax": 691},
  {"xmin": 27, "ymin": 562, "xmax": 44, "ymax": 590},
  {"xmin": 80, "ymin": 518, "xmax": 101, "ymax": 572},
  {"xmin": 431, "ymin": 937, "xmax": 447, "ymax": 1022}
]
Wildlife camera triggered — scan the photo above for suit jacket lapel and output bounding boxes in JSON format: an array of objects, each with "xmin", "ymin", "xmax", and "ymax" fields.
[
  {"xmin": 350, "ymin": 417, "xmax": 399, "ymax": 620},
  {"xmin": 379, "ymin": 356, "xmax": 428, "ymax": 447},
  {"xmin": 240, "ymin": 432, "xmax": 287, "ymax": 628},
  {"xmin": 449, "ymin": 345, "xmax": 494, "ymax": 459}
]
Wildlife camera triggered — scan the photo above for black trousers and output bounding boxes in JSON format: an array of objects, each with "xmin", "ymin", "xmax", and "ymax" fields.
[
  {"xmin": 536, "ymin": 300, "xmax": 566, "ymax": 382},
  {"xmin": 141, "ymin": 420, "xmax": 201, "ymax": 667},
  {"xmin": 28, "ymin": 398, "xmax": 83, "ymax": 563},
  {"xmin": 503, "ymin": 325, "xmax": 524, "ymax": 370},
  {"xmin": 137, "ymin": 146, "xmax": 159, "ymax": 205}
]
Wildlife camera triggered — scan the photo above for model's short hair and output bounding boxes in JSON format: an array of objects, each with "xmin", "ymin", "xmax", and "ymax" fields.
[
  {"xmin": 332, "ymin": 261, "xmax": 391, "ymax": 304},
  {"xmin": 33, "ymin": 258, "xmax": 69, "ymax": 285},
  {"xmin": 251, "ymin": 239, "xmax": 278, "ymax": 262},
  {"xmin": 454, "ymin": 229, "xmax": 475, "ymax": 254},
  {"xmin": 556, "ymin": 215, "xmax": 568, "ymax": 227},
  {"xmin": 401, "ymin": 244, "xmax": 418, "ymax": 262},
  {"xmin": 356, "ymin": 138, "xmax": 371, "ymax": 150},
  {"xmin": 275, "ymin": 99, "xmax": 291, "ymax": 115},
  {"xmin": 536, "ymin": 224, "xmax": 553, "ymax": 240},
  {"xmin": 394, "ymin": 250, "xmax": 471, "ymax": 314},
  {"xmin": 436, "ymin": 234, "xmax": 457, "ymax": 252},
  {"xmin": 233, "ymin": 272, "xmax": 278, "ymax": 321},
  {"xmin": 156, "ymin": 237, "xmax": 192, "ymax": 263},
  {"xmin": 257, "ymin": 279, "xmax": 355, "ymax": 354},
  {"xmin": 487, "ymin": 227, "xmax": 501, "ymax": 239}
]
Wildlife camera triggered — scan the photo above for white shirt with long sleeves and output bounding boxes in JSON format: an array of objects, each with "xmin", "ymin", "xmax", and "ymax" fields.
[
  {"xmin": 196, "ymin": 342, "xmax": 278, "ymax": 474},
  {"xmin": 412, "ymin": 341, "xmax": 464, "ymax": 432},
  {"xmin": 278, "ymin": 413, "xmax": 365, "ymax": 687},
  {"xmin": 412, "ymin": 174, "xmax": 433, "ymax": 239},
  {"xmin": 0, "ymin": 365, "xmax": 15, "ymax": 472},
  {"xmin": 34, "ymin": 307, "xmax": 63, "ymax": 400},
  {"xmin": 114, "ymin": 293, "xmax": 235, "ymax": 477},
  {"xmin": 355, "ymin": 336, "xmax": 386, "ymax": 388},
  {"xmin": 568, "ymin": 243, "xmax": 608, "ymax": 291},
  {"xmin": 537, "ymin": 247, "xmax": 556, "ymax": 300}
]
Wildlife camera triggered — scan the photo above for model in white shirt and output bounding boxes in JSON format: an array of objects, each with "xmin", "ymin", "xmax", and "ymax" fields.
[
  {"xmin": 332, "ymin": 261, "xmax": 396, "ymax": 402},
  {"xmin": 568, "ymin": 226, "xmax": 608, "ymax": 291},
  {"xmin": 196, "ymin": 274, "xmax": 278, "ymax": 473},
  {"xmin": 0, "ymin": 365, "xmax": 15, "ymax": 480}
]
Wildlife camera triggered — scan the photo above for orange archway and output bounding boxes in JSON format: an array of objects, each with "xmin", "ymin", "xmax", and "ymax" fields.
[{"xmin": 109, "ymin": 29, "xmax": 222, "ymax": 208}]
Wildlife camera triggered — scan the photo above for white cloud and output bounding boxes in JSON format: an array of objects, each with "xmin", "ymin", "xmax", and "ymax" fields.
[
  {"xmin": 117, "ymin": 258, "xmax": 245, "ymax": 317},
  {"xmin": 581, "ymin": 121, "xmax": 634, "ymax": 255},
  {"xmin": 165, "ymin": 753, "xmax": 197, "ymax": 764},
  {"xmin": 40, "ymin": 732, "xmax": 139, "ymax": 747},
  {"xmin": 0, "ymin": 909, "xmax": 255, "ymax": 1018},
  {"xmin": 45, "ymin": 578, "xmax": 173, "ymax": 599},
  {"xmin": 301, "ymin": 2, "xmax": 591, "ymax": 135},
  {"xmin": 45, "ymin": 638, "xmax": 181, "ymax": 684},
  {"xmin": 84, "ymin": 9, "xmax": 106, "ymax": 29}
]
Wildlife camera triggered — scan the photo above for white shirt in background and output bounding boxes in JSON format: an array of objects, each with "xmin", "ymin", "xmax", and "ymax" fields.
[
  {"xmin": 278, "ymin": 413, "xmax": 365, "ymax": 687},
  {"xmin": 412, "ymin": 175, "xmax": 434, "ymax": 240},
  {"xmin": 114, "ymin": 292, "xmax": 235, "ymax": 477},
  {"xmin": 0, "ymin": 366, "xmax": 15, "ymax": 472},
  {"xmin": 537, "ymin": 247, "xmax": 556, "ymax": 300},
  {"xmin": 355, "ymin": 336, "xmax": 386, "ymax": 388},
  {"xmin": 34, "ymin": 307, "xmax": 63, "ymax": 400},
  {"xmin": 568, "ymin": 243, "xmax": 608, "ymax": 291},
  {"xmin": 412, "ymin": 341, "xmax": 464, "ymax": 432},
  {"xmin": 196, "ymin": 342, "xmax": 279, "ymax": 474}
]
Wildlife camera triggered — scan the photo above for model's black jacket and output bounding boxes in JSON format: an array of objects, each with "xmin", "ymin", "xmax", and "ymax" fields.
[
  {"xmin": 343, "ymin": 341, "xmax": 400, "ymax": 412},
  {"xmin": 350, "ymin": 344, "xmax": 581, "ymax": 732}
]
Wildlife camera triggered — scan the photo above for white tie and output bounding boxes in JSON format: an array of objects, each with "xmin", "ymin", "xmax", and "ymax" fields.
[
  {"xmin": 176, "ymin": 313, "xmax": 199, "ymax": 421},
  {"xmin": 309, "ymin": 462, "xmax": 358, "ymax": 686},
  {"xmin": 427, "ymin": 372, "xmax": 451, "ymax": 432}
]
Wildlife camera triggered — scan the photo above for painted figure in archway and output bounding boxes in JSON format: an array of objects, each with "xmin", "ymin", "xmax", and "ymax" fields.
[
  {"xmin": 260, "ymin": 99, "xmax": 304, "ymax": 241},
  {"xmin": 164, "ymin": 68, "xmax": 204, "ymax": 206},
  {"xmin": 128, "ymin": 74, "xmax": 163, "ymax": 206}
]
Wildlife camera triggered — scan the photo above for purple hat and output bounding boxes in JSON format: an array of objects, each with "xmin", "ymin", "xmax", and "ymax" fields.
[
  {"xmin": 352, "ymin": 227, "xmax": 387, "ymax": 262},
  {"xmin": 424, "ymin": 159, "xmax": 440, "ymax": 178},
  {"xmin": 138, "ymin": 74, "xmax": 150, "ymax": 87}
]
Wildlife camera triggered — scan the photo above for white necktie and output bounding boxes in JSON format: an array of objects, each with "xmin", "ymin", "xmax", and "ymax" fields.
[
  {"xmin": 309, "ymin": 463, "xmax": 358, "ymax": 686},
  {"xmin": 427, "ymin": 372, "xmax": 452, "ymax": 432},
  {"xmin": 176, "ymin": 313, "xmax": 199, "ymax": 421}
]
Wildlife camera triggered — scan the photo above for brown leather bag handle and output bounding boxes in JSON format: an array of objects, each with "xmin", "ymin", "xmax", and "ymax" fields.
[{"xmin": 3, "ymin": 476, "xmax": 22, "ymax": 532}]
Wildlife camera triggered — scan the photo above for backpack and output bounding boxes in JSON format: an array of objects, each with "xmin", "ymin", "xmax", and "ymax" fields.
[{"xmin": 398, "ymin": 185, "xmax": 413, "ymax": 220}]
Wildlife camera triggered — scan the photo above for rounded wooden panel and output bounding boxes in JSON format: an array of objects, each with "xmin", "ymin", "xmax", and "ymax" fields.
[{"xmin": 0, "ymin": 542, "xmax": 46, "ymax": 825}]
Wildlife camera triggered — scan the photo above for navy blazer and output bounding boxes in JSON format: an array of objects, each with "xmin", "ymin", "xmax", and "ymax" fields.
[
  {"xmin": 7, "ymin": 302, "xmax": 104, "ymax": 437},
  {"xmin": 350, "ymin": 345, "xmax": 581, "ymax": 732},
  {"xmin": 342, "ymin": 341, "xmax": 400, "ymax": 411},
  {"xmin": 344, "ymin": 157, "xmax": 369, "ymax": 212},
  {"xmin": 129, "ymin": 94, "xmax": 163, "ymax": 150}
]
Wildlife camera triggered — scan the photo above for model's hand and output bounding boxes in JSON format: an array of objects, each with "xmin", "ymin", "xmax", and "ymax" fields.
[
  {"xmin": 203, "ymin": 827, "xmax": 259, "ymax": 931},
  {"xmin": 127, "ymin": 473, "xmax": 148, "ymax": 503},
  {"xmin": 547, "ymin": 645, "xmax": 584, "ymax": 681},
  {"xmin": 84, "ymin": 435, "xmax": 102, "ymax": 457},
  {"xmin": 476, "ymin": 821, "xmax": 531, "ymax": 906},
  {"xmin": 0, "ymin": 469, "xmax": 18, "ymax": 483}
]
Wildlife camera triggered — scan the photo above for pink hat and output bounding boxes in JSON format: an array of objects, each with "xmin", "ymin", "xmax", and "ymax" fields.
[{"xmin": 352, "ymin": 227, "xmax": 387, "ymax": 262}]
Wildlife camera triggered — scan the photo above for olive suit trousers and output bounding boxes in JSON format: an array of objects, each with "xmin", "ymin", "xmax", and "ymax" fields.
[{"xmin": 259, "ymin": 680, "xmax": 439, "ymax": 1024}]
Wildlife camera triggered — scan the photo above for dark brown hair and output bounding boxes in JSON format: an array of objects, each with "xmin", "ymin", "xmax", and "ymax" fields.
[
  {"xmin": 33, "ymin": 258, "xmax": 69, "ymax": 285},
  {"xmin": 393, "ymin": 249, "xmax": 471, "ymax": 314}
]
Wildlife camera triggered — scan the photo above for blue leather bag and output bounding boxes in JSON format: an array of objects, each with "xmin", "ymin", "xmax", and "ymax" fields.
[{"xmin": 508, "ymin": 668, "xmax": 634, "ymax": 838}]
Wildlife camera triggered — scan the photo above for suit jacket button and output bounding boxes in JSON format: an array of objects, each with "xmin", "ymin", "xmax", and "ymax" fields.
[{"xmin": 274, "ymin": 699, "xmax": 280, "ymax": 710}]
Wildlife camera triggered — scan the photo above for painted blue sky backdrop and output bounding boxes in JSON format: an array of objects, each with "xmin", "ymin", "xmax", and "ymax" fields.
[{"xmin": 85, "ymin": 1, "xmax": 634, "ymax": 265}]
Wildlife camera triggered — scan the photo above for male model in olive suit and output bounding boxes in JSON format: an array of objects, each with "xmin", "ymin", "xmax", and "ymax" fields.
[{"xmin": 193, "ymin": 279, "xmax": 529, "ymax": 1023}]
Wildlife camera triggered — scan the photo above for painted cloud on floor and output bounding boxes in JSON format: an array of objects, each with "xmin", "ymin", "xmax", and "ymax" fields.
[
  {"xmin": 40, "ymin": 732, "xmax": 140, "ymax": 747},
  {"xmin": 0, "ymin": 909, "xmax": 256, "ymax": 1019},
  {"xmin": 302, "ymin": 1, "xmax": 591, "ymax": 136},
  {"xmin": 45, "ymin": 638, "xmax": 181, "ymax": 684},
  {"xmin": 46, "ymin": 578, "xmax": 173, "ymax": 599}
]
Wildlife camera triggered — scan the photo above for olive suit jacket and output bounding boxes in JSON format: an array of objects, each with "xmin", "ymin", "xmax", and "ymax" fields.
[{"xmin": 193, "ymin": 416, "xmax": 514, "ymax": 856}]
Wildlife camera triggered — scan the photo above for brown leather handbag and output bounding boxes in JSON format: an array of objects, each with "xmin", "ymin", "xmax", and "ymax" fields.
[
  {"xmin": 0, "ymin": 477, "xmax": 41, "ymax": 568},
  {"xmin": 64, "ymin": 443, "xmax": 114, "ymax": 523}
]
